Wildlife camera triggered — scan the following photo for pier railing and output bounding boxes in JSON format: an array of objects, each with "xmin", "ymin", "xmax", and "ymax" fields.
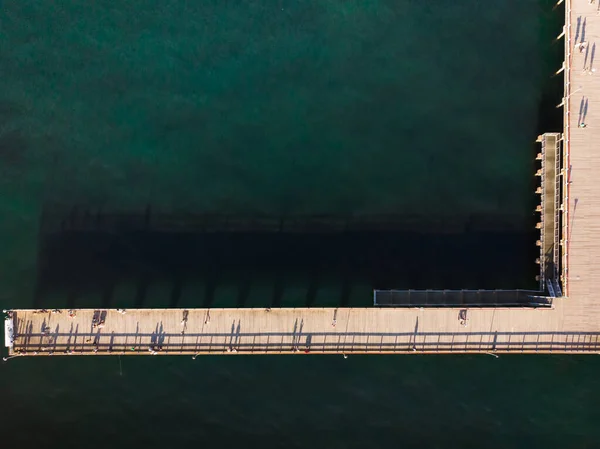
[
  {"xmin": 536, "ymin": 133, "xmax": 562, "ymax": 296},
  {"xmin": 554, "ymin": 136, "xmax": 562, "ymax": 290},
  {"xmin": 562, "ymin": 0, "xmax": 572, "ymax": 296},
  {"xmin": 373, "ymin": 289, "xmax": 551, "ymax": 307},
  {"xmin": 9, "ymin": 330, "xmax": 599, "ymax": 355}
]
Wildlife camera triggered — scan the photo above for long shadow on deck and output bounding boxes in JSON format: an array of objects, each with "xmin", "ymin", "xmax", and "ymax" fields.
[
  {"xmin": 13, "ymin": 327, "xmax": 600, "ymax": 354},
  {"xmin": 32, "ymin": 206, "xmax": 538, "ymax": 309}
]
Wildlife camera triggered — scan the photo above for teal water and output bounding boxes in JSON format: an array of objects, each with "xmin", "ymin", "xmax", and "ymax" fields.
[{"xmin": 1, "ymin": 1, "xmax": 598, "ymax": 447}]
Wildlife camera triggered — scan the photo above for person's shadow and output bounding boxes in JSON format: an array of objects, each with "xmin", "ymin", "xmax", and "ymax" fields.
[
  {"xmin": 578, "ymin": 97, "xmax": 585, "ymax": 125},
  {"xmin": 574, "ymin": 16, "xmax": 581, "ymax": 45}
]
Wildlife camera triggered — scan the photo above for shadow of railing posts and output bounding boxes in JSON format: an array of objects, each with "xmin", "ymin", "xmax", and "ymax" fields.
[{"xmin": 11, "ymin": 329, "xmax": 600, "ymax": 355}]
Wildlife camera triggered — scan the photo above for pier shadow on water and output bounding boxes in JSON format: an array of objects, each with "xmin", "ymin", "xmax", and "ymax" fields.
[{"xmin": 32, "ymin": 206, "xmax": 538, "ymax": 309}]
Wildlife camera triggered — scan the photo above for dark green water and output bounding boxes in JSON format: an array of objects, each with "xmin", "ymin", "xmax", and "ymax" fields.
[{"xmin": 1, "ymin": 1, "xmax": 598, "ymax": 447}]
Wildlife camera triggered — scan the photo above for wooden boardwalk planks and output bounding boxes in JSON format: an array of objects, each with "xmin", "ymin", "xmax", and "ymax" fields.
[
  {"xmin": 538, "ymin": 133, "xmax": 560, "ymax": 289},
  {"xmin": 4, "ymin": 305, "xmax": 599, "ymax": 356},
  {"xmin": 563, "ymin": 0, "xmax": 600, "ymax": 327}
]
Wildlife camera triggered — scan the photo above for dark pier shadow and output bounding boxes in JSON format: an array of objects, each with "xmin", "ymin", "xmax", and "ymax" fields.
[
  {"xmin": 305, "ymin": 268, "xmax": 320, "ymax": 307},
  {"xmin": 339, "ymin": 271, "xmax": 352, "ymax": 307},
  {"xmin": 134, "ymin": 275, "xmax": 150, "ymax": 308},
  {"xmin": 236, "ymin": 275, "xmax": 252, "ymax": 308},
  {"xmin": 203, "ymin": 268, "xmax": 219, "ymax": 309},
  {"xmin": 32, "ymin": 206, "xmax": 538, "ymax": 309},
  {"xmin": 271, "ymin": 270, "xmax": 285, "ymax": 308},
  {"xmin": 169, "ymin": 275, "xmax": 184, "ymax": 309}
]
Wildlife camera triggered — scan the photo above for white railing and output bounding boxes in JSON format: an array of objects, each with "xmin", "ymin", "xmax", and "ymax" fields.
[
  {"xmin": 554, "ymin": 135, "xmax": 562, "ymax": 282},
  {"xmin": 562, "ymin": 0, "xmax": 572, "ymax": 296},
  {"xmin": 539, "ymin": 137, "xmax": 546, "ymax": 288}
]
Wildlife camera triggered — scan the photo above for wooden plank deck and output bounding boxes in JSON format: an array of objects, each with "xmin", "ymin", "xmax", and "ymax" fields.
[
  {"xmin": 538, "ymin": 133, "xmax": 560, "ymax": 288},
  {"xmin": 562, "ymin": 0, "xmax": 600, "ymax": 327},
  {"xmin": 3, "ymin": 305, "xmax": 599, "ymax": 357},
  {"xmin": 3, "ymin": 0, "xmax": 600, "ymax": 358}
]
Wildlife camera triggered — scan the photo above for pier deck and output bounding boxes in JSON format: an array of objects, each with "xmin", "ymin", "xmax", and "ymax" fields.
[
  {"xmin": 562, "ymin": 0, "xmax": 600, "ymax": 326},
  {"xmin": 3, "ymin": 0, "xmax": 600, "ymax": 357},
  {"xmin": 4, "ymin": 306, "xmax": 599, "ymax": 356},
  {"xmin": 537, "ymin": 133, "xmax": 561, "ymax": 291}
]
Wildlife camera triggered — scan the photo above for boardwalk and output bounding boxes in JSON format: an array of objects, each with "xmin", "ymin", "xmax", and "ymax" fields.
[
  {"xmin": 537, "ymin": 133, "xmax": 561, "ymax": 291},
  {"xmin": 3, "ymin": 0, "xmax": 600, "ymax": 358},
  {"xmin": 4, "ymin": 307, "xmax": 599, "ymax": 356},
  {"xmin": 562, "ymin": 0, "xmax": 600, "ymax": 327}
]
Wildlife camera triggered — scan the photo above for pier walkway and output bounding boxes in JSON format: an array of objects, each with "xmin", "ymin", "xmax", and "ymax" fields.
[
  {"xmin": 536, "ymin": 133, "xmax": 562, "ymax": 295},
  {"xmin": 4, "ymin": 306, "xmax": 600, "ymax": 356},
  {"xmin": 562, "ymin": 0, "xmax": 600, "ymax": 321}
]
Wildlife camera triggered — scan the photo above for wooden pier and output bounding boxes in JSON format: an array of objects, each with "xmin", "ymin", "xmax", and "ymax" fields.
[
  {"xmin": 561, "ymin": 0, "xmax": 600, "ymax": 317},
  {"xmin": 536, "ymin": 133, "xmax": 562, "ymax": 293},
  {"xmin": 3, "ymin": 0, "xmax": 600, "ymax": 357},
  {"xmin": 4, "ymin": 306, "xmax": 599, "ymax": 356}
]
